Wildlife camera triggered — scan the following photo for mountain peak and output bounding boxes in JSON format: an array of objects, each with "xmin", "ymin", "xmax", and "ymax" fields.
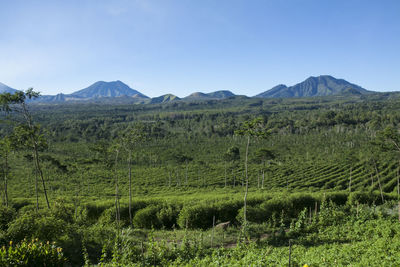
[
  {"xmin": 150, "ymin": 94, "xmax": 180, "ymax": 104},
  {"xmin": 255, "ymin": 75, "xmax": 370, "ymax": 98},
  {"xmin": 71, "ymin": 81, "xmax": 148, "ymax": 98}
]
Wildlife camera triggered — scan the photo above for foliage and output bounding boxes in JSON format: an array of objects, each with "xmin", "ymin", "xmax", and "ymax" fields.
[
  {"xmin": 2, "ymin": 92, "xmax": 400, "ymax": 264},
  {"xmin": 0, "ymin": 239, "xmax": 65, "ymax": 267}
]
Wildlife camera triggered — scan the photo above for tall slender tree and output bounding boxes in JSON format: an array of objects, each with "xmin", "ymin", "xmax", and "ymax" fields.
[
  {"xmin": 0, "ymin": 89, "xmax": 50, "ymax": 209},
  {"xmin": 223, "ymin": 146, "xmax": 240, "ymax": 187},
  {"xmin": 235, "ymin": 117, "xmax": 269, "ymax": 228},
  {"xmin": 122, "ymin": 123, "xmax": 147, "ymax": 226},
  {"xmin": 0, "ymin": 136, "xmax": 12, "ymax": 207},
  {"xmin": 254, "ymin": 148, "xmax": 275, "ymax": 189}
]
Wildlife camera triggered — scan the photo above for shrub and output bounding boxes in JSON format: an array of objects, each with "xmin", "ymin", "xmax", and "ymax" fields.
[
  {"xmin": 288, "ymin": 194, "xmax": 316, "ymax": 217},
  {"xmin": 133, "ymin": 205, "xmax": 162, "ymax": 229},
  {"xmin": 236, "ymin": 206, "xmax": 266, "ymax": 224},
  {"xmin": 0, "ymin": 239, "xmax": 66, "ymax": 267},
  {"xmin": 157, "ymin": 203, "xmax": 180, "ymax": 229},
  {"xmin": 6, "ymin": 211, "xmax": 66, "ymax": 243},
  {"xmin": 0, "ymin": 206, "xmax": 16, "ymax": 231},
  {"xmin": 347, "ymin": 191, "xmax": 387, "ymax": 206},
  {"xmin": 214, "ymin": 200, "xmax": 243, "ymax": 224},
  {"xmin": 260, "ymin": 198, "xmax": 290, "ymax": 220},
  {"xmin": 325, "ymin": 192, "xmax": 348, "ymax": 206},
  {"xmin": 178, "ymin": 204, "xmax": 218, "ymax": 229}
]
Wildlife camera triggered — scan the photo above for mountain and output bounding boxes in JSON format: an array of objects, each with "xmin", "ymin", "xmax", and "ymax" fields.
[
  {"xmin": 150, "ymin": 94, "xmax": 180, "ymax": 104},
  {"xmin": 255, "ymin": 75, "xmax": 371, "ymax": 98},
  {"xmin": 71, "ymin": 80, "xmax": 148, "ymax": 99},
  {"xmin": 206, "ymin": 90, "xmax": 235, "ymax": 99},
  {"xmin": 255, "ymin": 84, "xmax": 288, "ymax": 98},
  {"xmin": 185, "ymin": 92, "xmax": 210, "ymax": 100},
  {"xmin": 0, "ymin": 82, "xmax": 18, "ymax": 94},
  {"xmin": 185, "ymin": 90, "xmax": 235, "ymax": 100}
]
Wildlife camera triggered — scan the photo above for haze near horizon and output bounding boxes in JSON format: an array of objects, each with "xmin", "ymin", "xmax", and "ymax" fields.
[{"xmin": 0, "ymin": 0, "xmax": 399, "ymax": 97}]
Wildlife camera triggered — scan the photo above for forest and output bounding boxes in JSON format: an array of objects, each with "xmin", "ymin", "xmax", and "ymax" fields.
[{"xmin": 1, "ymin": 91, "xmax": 400, "ymax": 266}]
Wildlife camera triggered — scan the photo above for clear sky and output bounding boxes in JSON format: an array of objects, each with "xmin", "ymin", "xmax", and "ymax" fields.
[{"xmin": 1, "ymin": 0, "xmax": 399, "ymax": 97}]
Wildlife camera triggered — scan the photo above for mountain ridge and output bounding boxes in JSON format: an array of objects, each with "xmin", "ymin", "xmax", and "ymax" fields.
[
  {"xmin": 184, "ymin": 90, "xmax": 235, "ymax": 100},
  {"xmin": 0, "ymin": 82, "xmax": 18, "ymax": 94},
  {"xmin": 255, "ymin": 75, "xmax": 371, "ymax": 98},
  {"xmin": 0, "ymin": 75, "xmax": 377, "ymax": 104},
  {"xmin": 71, "ymin": 80, "xmax": 148, "ymax": 98}
]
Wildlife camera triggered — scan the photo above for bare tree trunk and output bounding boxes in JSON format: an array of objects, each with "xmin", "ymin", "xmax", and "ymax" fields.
[
  {"xmin": 128, "ymin": 150, "xmax": 133, "ymax": 227},
  {"xmin": 373, "ymin": 159, "xmax": 384, "ymax": 203},
  {"xmin": 34, "ymin": 148, "xmax": 50, "ymax": 209},
  {"xmin": 22, "ymin": 103, "xmax": 50, "ymax": 209},
  {"xmin": 348, "ymin": 166, "xmax": 352, "ymax": 192},
  {"xmin": 224, "ymin": 163, "xmax": 227, "ymax": 187},
  {"xmin": 243, "ymin": 136, "xmax": 250, "ymax": 226},
  {"xmin": 35, "ymin": 168, "xmax": 39, "ymax": 212},
  {"xmin": 3, "ymin": 153, "xmax": 8, "ymax": 207},
  {"xmin": 261, "ymin": 169, "xmax": 265, "ymax": 189},
  {"xmin": 114, "ymin": 149, "xmax": 121, "ymax": 229},
  {"xmin": 185, "ymin": 160, "xmax": 188, "ymax": 186}
]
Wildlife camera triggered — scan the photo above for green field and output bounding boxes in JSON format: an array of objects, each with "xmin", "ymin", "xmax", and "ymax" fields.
[{"xmin": 1, "ymin": 93, "xmax": 400, "ymax": 266}]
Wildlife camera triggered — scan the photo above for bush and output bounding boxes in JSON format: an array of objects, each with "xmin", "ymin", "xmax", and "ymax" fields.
[
  {"xmin": 157, "ymin": 203, "xmax": 180, "ymax": 229},
  {"xmin": 347, "ymin": 191, "xmax": 384, "ymax": 206},
  {"xmin": 288, "ymin": 194, "xmax": 316, "ymax": 217},
  {"xmin": 133, "ymin": 205, "xmax": 162, "ymax": 229},
  {"xmin": 0, "ymin": 239, "xmax": 66, "ymax": 267},
  {"xmin": 214, "ymin": 200, "xmax": 243, "ymax": 224},
  {"xmin": 260, "ymin": 198, "xmax": 291, "ymax": 220},
  {"xmin": 51, "ymin": 198, "xmax": 75, "ymax": 223},
  {"xmin": 236, "ymin": 206, "xmax": 266, "ymax": 224},
  {"xmin": 6, "ymin": 211, "xmax": 66, "ymax": 243},
  {"xmin": 178, "ymin": 204, "xmax": 218, "ymax": 229},
  {"xmin": 325, "ymin": 192, "xmax": 348, "ymax": 206},
  {"xmin": 0, "ymin": 206, "xmax": 16, "ymax": 231}
]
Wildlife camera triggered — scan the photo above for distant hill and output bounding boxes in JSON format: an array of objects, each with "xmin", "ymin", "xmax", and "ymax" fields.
[
  {"xmin": 150, "ymin": 94, "xmax": 180, "ymax": 104},
  {"xmin": 207, "ymin": 90, "xmax": 235, "ymax": 99},
  {"xmin": 185, "ymin": 92, "xmax": 210, "ymax": 100},
  {"xmin": 185, "ymin": 90, "xmax": 235, "ymax": 100},
  {"xmin": 0, "ymin": 82, "xmax": 18, "ymax": 94},
  {"xmin": 1, "ymin": 76, "xmax": 378, "ymax": 104},
  {"xmin": 255, "ymin": 75, "xmax": 371, "ymax": 98},
  {"xmin": 71, "ymin": 81, "xmax": 148, "ymax": 99}
]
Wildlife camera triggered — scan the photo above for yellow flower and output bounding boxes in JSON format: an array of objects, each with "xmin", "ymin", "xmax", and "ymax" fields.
[
  {"xmin": 9, "ymin": 241, "xmax": 12, "ymax": 246},
  {"xmin": 303, "ymin": 265, "xmax": 309, "ymax": 267}
]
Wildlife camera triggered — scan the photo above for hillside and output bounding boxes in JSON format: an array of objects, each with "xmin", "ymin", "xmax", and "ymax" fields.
[
  {"xmin": 256, "ymin": 75, "xmax": 371, "ymax": 98},
  {"xmin": 0, "ymin": 82, "xmax": 18, "ymax": 94},
  {"xmin": 71, "ymin": 80, "xmax": 148, "ymax": 98},
  {"xmin": 184, "ymin": 90, "xmax": 235, "ymax": 100},
  {"xmin": 150, "ymin": 94, "xmax": 180, "ymax": 104},
  {"xmin": 0, "ymin": 76, "xmax": 380, "ymax": 104}
]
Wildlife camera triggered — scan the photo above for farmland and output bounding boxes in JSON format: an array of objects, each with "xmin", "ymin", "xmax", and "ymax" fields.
[{"xmin": 1, "ymin": 93, "xmax": 400, "ymax": 265}]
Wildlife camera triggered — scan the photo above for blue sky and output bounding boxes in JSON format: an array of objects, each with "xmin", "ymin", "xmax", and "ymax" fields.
[{"xmin": 0, "ymin": 0, "xmax": 399, "ymax": 97}]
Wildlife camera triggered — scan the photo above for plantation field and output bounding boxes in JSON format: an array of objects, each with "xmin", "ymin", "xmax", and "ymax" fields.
[{"xmin": 1, "ymin": 93, "xmax": 400, "ymax": 265}]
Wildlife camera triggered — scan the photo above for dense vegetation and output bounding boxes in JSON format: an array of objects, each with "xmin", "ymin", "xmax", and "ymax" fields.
[{"xmin": 1, "ymin": 92, "xmax": 400, "ymax": 265}]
